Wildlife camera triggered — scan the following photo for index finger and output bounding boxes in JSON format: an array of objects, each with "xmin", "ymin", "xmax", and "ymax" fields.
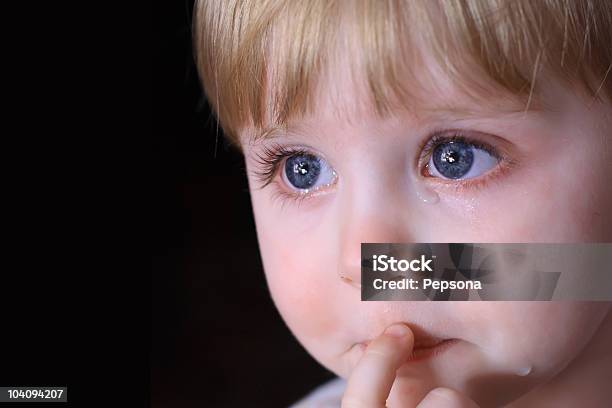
[{"xmin": 342, "ymin": 323, "xmax": 414, "ymax": 408}]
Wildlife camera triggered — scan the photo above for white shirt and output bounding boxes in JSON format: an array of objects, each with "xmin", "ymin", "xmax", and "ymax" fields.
[{"xmin": 289, "ymin": 377, "xmax": 347, "ymax": 408}]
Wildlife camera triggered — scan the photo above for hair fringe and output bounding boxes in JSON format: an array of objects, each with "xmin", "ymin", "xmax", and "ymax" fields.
[{"xmin": 194, "ymin": 0, "xmax": 612, "ymax": 146}]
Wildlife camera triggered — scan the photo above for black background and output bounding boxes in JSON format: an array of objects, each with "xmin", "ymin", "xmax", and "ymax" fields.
[{"xmin": 152, "ymin": 0, "xmax": 334, "ymax": 406}]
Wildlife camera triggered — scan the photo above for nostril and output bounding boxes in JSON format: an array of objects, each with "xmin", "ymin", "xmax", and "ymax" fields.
[
  {"xmin": 340, "ymin": 275, "xmax": 353, "ymax": 283},
  {"xmin": 340, "ymin": 275, "xmax": 361, "ymax": 289}
]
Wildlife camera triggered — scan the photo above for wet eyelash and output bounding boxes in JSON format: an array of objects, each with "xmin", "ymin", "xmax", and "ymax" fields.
[
  {"xmin": 419, "ymin": 131, "xmax": 501, "ymax": 167},
  {"xmin": 251, "ymin": 143, "xmax": 310, "ymax": 189},
  {"xmin": 418, "ymin": 129, "xmax": 516, "ymax": 192},
  {"xmin": 268, "ymin": 185, "xmax": 312, "ymax": 210}
]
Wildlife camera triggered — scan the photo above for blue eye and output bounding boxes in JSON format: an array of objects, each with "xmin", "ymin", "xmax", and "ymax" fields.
[
  {"xmin": 428, "ymin": 141, "xmax": 498, "ymax": 180},
  {"xmin": 283, "ymin": 153, "xmax": 336, "ymax": 191}
]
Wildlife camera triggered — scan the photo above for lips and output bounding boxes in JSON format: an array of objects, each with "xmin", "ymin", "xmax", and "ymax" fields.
[
  {"xmin": 363, "ymin": 333, "xmax": 446, "ymax": 349},
  {"xmin": 405, "ymin": 338, "xmax": 458, "ymax": 362},
  {"xmin": 358, "ymin": 336, "xmax": 459, "ymax": 363}
]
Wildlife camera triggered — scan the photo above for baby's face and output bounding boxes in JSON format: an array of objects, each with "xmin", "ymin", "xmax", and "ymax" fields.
[{"xmin": 239, "ymin": 57, "xmax": 612, "ymax": 404}]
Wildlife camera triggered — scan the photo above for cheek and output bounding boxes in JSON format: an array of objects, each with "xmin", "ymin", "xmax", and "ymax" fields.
[
  {"xmin": 479, "ymin": 303, "xmax": 610, "ymax": 377},
  {"xmin": 438, "ymin": 172, "xmax": 611, "ymax": 242},
  {"xmin": 251, "ymin": 197, "xmax": 339, "ymax": 348},
  {"xmin": 431, "ymin": 124, "xmax": 612, "ymax": 242},
  {"xmin": 492, "ymin": 138, "xmax": 612, "ymax": 241}
]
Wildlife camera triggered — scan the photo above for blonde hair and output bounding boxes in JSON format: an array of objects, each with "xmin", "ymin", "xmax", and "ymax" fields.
[{"xmin": 193, "ymin": 0, "xmax": 612, "ymax": 146}]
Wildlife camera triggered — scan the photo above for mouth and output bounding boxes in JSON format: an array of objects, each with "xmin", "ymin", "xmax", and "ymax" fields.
[{"xmin": 358, "ymin": 337, "xmax": 459, "ymax": 363}]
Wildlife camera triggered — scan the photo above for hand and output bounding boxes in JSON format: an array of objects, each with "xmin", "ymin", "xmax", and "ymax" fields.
[{"xmin": 341, "ymin": 323, "xmax": 480, "ymax": 408}]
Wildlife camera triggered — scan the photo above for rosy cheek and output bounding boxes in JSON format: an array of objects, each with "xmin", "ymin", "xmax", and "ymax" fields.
[
  {"xmin": 457, "ymin": 186, "xmax": 582, "ymax": 241},
  {"xmin": 263, "ymin": 237, "xmax": 338, "ymax": 342}
]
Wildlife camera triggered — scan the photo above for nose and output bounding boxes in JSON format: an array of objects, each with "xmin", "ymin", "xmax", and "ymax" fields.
[{"xmin": 336, "ymin": 188, "xmax": 414, "ymax": 288}]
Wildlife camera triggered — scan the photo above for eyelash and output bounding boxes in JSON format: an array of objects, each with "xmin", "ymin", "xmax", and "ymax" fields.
[
  {"xmin": 251, "ymin": 144, "xmax": 322, "ymax": 208},
  {"xmin": 417, "ymin": 130, "xmax": 514, "ymax": 192},
  {"xmin": 251, "ymin": 131, "xmax": 514, "ymax": 203},
  {"xmin": 252, "ymin": 143, "xmax": 312, "ymax": 188}
]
